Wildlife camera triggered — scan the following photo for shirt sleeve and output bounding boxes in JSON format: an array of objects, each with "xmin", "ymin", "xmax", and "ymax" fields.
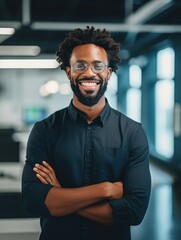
[
  {"xmin": 109, "ymin": 124, "xmax": 151, "ymax": 227},
  {"xmin": 21, "ymin": 121, "xmax": 53, "ymax": 217}
]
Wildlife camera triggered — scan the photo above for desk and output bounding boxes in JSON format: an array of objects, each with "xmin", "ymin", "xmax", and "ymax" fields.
[
  {"xmin": 0, "ymin": 163, "xmax": 40, "ymax": 238},
  {"xmin": 0, "ymin": 218, "xmax": 40, "ymax": 240},
  {"xmin": 0, "ymin": 163, "xmax": 35, "ymax": 218},
  {"xmin": 0, "ymin": 163, "xmax": 29, "ymax": 218},
  {"xmin": 0, "ymin": 175, "xmax": 21, "ymax": 193},
  {"xmin": 0, "ymin": 163, "xmax": 22, "ymax": 193}
]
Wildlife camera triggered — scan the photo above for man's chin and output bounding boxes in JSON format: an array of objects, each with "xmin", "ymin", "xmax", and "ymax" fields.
[
  {"xmin": 77, "ymin": 96, "xmax": 100, "ymax": 106},
  {"xmin": 84, "ymin": 90, "xmax": 96, "ymax": 95},
  {"xmin": 81, "ymin": 91, "xmax": 98, "ymax": 98},
  {"xmin": 71, "ymin": 81, "xmax": 107, "ymax": 106}
]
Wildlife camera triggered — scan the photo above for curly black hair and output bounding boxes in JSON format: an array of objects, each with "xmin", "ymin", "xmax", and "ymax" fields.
[{"xmin": 56, "ymin": 26, "xmax": 121, "ymax": 72}]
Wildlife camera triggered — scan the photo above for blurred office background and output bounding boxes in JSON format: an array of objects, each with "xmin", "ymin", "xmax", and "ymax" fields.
[{"xmin": 0, "ymin": 0, "xmax": 181, "ymax": 239}]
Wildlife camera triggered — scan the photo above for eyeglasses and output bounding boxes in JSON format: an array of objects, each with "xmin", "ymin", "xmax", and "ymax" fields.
[{"xmin": 72, "ymin": 61, "xmax": 108, "ymax": 74}]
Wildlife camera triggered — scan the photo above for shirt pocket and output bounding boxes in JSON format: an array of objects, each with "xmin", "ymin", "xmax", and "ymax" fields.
[{"xmin": 100, "ymin": 147, "xmax": 128, "ymax": 182}]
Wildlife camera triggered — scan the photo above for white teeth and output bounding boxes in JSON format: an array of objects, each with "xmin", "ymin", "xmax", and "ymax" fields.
[{"xmin": 81, "ymin": 82, "xmax": 97, "ymax": 86}]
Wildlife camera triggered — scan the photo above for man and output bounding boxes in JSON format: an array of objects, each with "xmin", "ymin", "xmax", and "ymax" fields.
[{"xmin": 21, "ymin": 26, "xmax": 151, "ymax": 240}]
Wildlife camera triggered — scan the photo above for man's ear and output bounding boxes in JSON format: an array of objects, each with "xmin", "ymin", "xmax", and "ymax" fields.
[
  {"xmin": 107, "ymin": 67, "xmax": 112, "ymax": 80},
  {"xmin": 65, "ymin": 67, "xmax": 71, "ymax": 80}
]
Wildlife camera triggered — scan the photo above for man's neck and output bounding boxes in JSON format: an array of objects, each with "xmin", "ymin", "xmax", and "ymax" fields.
[{"xmin": 72, "ymin": 96, "xmax": 106, "ymax": 124}]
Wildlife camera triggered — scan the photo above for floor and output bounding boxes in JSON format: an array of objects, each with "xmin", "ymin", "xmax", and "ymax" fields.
[
  {"xmin": 131, "ymin": 163, "xmax": 181, "ymax": 240},
  {"xmin": 0, "ymin": 162, "xmax": 181, "ymax": 240}
]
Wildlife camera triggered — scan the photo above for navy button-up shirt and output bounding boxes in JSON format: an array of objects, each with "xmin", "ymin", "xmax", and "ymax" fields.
[{"xmin": 22, "ymin": 100, "xmax": 151, "ymax": 240}]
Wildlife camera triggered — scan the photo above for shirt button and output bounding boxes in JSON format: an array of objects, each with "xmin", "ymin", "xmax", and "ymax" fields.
[{"xmin": 87, "ymin": 126, "xmax": 91, "ymax": 130}]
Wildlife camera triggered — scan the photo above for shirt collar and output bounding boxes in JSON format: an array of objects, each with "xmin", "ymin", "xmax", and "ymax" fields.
[{"xmin": 68, "ymin": 98, "xmax": 110, "ymax": 126}]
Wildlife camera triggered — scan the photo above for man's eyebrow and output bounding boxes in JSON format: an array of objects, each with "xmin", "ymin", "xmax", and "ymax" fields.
[
  {"xmin": 92, "ymin": 60, "xmax": 103, "ymax": 63},
  {"xmin": 75, "ymin": 60, "xmax": 105, "ymax": 64},
  {"xmin": 75, "ymin": 60, "xmax": 86, "ymax": 63}
]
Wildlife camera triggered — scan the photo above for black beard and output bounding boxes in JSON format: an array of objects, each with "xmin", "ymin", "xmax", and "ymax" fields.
[{"xmin": 70, "ymin": 79, "xmax": 108, "ymax": 107}]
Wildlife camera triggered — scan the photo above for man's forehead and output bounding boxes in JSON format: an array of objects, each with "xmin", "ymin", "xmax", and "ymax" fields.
[{"xmin": 70, "ymin": 44, "xmax": 108, "ymax": 62}]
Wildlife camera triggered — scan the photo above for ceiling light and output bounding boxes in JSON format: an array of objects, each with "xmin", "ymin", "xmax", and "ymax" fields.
[
  {"xmin": 39, "ymin": 80, "xmax": 60, "ymax": 97},
  {"xmin": 39, "ymin": 85, "xmax": 49, "ymax": 97},
  {"xmin": 0, "ymin": 28, "xmax": 15, "ymax": 35},
  {"xmin": 59, "ymin": 83, "xmax": 72, "ymax": 95},
  {"xmin": 0, "ymin": 59, "xmax": 59, "ymax": 69},
  {"xmin": 0, "ymin": 46, "xmax": 41, "ymax": 56},
  {"xmin": 45, "ymin": 80, "xmax": 59, "ymax": 94}
]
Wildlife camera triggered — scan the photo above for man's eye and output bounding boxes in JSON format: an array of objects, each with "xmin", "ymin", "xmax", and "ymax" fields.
[
  {"xmin": 75, "ymin": 63, "xmax": 86, "ymax": 70},
  {"xmin": 94, "ymin": 64, "xmax": 104, "ymax": 70}
]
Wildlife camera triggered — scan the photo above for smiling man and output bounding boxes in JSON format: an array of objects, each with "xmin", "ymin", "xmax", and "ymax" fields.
[
  {"xmin": 21, "ymin": 26, "xmax": 151, "ymax": 240},
  {"xmin": 67, "ymin": 43, "xmax": 111, "ymax": 122},
  {"xmin": 68, "ymin": 44, "xmax": 110, "ymax": 108}
]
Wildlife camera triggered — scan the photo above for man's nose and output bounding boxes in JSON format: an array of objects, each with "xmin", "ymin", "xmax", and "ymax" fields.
[{"xmin": 83, "ymin": 65, "xmax": 96, "ymax": 76}]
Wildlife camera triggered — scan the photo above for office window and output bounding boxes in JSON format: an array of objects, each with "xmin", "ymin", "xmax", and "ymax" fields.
[
  {"xmin": 157, "ymin": 47, "xmax": 175, "ymax": 79},
  {"xmin": 129, "ymin": 65, "xmax": 142, "ymax": 88},
  {"xmin": 126, "ymin": 65, "xmax": 142, "ymax": 122},
  {"xmin": 155, "ymin": 47, "xmax": 175, "ymax": 159},
  {"xmin": 106, "ymin": 72, "xmax": 118, "ymax": 109}
]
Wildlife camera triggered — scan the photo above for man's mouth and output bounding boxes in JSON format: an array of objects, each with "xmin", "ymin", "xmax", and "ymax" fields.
[
  {"xmin": 78, "ymin": 81, "xmax": 100, "ymax": 87},
  {"xmin": 76, "ymin": 80, "xmax": 101, "ymax": 94}
]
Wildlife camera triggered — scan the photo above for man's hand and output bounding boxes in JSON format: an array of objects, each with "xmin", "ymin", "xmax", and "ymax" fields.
[
  {"xmin": 33, "ymin": 161, "xmax": 61, "ymax": 188},
  {"xmin": 109, "ymin": 181, "xmax": 124, "ymax": 199}
]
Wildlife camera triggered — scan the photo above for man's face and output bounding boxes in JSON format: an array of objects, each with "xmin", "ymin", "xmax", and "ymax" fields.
[{"xmin": 66, "ymin": 44, "xmax": 112, "ymax": 106}]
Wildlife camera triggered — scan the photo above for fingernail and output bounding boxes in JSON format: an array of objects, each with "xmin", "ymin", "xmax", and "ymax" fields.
[{"xmin": 35, "ymin": 164, "xmax": 39, "ymax": 167}]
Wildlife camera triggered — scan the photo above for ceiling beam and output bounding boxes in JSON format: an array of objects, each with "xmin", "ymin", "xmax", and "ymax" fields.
[
  {"xmin": 31, "ymin": 21, "xmax": 181, "ymax": 33},
  {"xmin": 22, "ymin": 0, "xmax": 31, "ymax": 25},
  {"xmin": 0, "ymin": 20, "xmax": 180, "ymax": 34},
  {"xmin": 125, "ymin": 0, "xmax": 173, "ymax": 24},
  {"xmin": 0, "ymin": 21, "xmax": 21, "ymax": 28},
  {"xmin": 125, "ymin": 0, "xmax": 134, "ymax": 18}
]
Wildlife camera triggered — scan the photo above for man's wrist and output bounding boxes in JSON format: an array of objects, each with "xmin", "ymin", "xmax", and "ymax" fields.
[{"xmin": 98, "ymin": 182, "xmax": 112, "ymax": 199}]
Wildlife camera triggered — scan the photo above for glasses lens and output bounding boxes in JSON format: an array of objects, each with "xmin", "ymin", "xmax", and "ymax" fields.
[
  {"xmin": 93, "ymin": 62, "xmax": 105, "ymax": 73},
  {"xmin": 74, "ymin": 62, "xmax": 86, "ymax": 72},
  {"xmin": 73, "ymin": 61, "xmax": 107, "ymax": 73}
]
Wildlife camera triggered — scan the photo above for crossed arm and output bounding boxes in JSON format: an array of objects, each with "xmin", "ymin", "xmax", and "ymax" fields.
[{"xmin": 33, "ymin": 161, "xmax": 123, "ymax": 226}]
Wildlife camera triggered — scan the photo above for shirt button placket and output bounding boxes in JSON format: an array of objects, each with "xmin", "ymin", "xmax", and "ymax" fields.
[{"xmin": 84, "ymin": 125, "xmax": 92, "ymax": 186}]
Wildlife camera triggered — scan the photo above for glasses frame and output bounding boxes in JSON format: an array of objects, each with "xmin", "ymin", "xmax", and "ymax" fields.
[{"xmin": 72, "ymin": 61, "xmax": 108, "ymax": 74}]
